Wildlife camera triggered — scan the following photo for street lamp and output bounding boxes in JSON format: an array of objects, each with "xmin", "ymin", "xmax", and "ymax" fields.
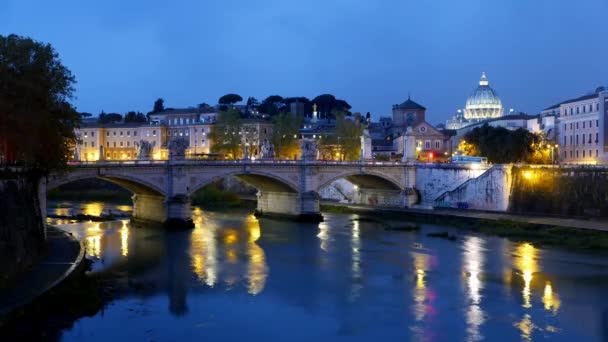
[{"xmin": 547, "ymin": 143, "xmax": 559, "ymax": 164}]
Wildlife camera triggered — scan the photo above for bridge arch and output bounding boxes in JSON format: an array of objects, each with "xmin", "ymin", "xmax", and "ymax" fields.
[
  {"xmin": 317, "ymin": 170, "xmax": 403, "ymax": 192},
  {"xmin": 187, "ymin": 170, "xmax": 299, "ymax": 196},
  {"xmin": 46, "ymin": 172, "xmax": 167, "ymax": 197}
]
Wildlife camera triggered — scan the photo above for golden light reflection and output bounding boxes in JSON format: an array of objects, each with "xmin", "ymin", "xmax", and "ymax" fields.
[
  {"xmin": 54, "ymin": 208, "xmax": 71, "ymax": 217},
  {"xmin": 83, "ymin": 202, "xmax": 104, "ymax": 217},
  {"xmin": 317, "ymin": 221, "xmax": 331, "ymax": 251},
  {"xmin": 86, "ymin": 235, "xmax": 101, "ymax": 258},
  {"xmin": 412, "ymin": 252, "xmax": 430, "ymax": 322},
  {"xmin": 223, "ymin": 229, "xmax": 239, "ymax": 245},
  {"xmin": 116, "ymin": 205, "xmax": 133, "ymax": 213},
  {"xmin": 191, "ymin": 225, "xmax": 218, "ymax": 287},
  {"xmin": 120, "ymin": 220, "xmax": 129, "ymax": 257},
  {"xmin": 515, "ymin": 243, "xmax": 538, "ymax": 309},
  {"xmin": 514, "ymin": 314, "xmax": 535, "ymax": 342},
  {"xmin": 542, "ymin": 282, "xmax": 561, "ymax": 314},
  {"xmin": 246, "ymin": 214, "xmax": 267, "ymax": 295},
  {"xmin": 462, "ymin": 236, "xmax": 485, "ymax": 342}
]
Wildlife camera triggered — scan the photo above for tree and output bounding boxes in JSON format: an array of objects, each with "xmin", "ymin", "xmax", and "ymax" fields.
[
  {"xmin": 153, "ymin": 98, "xmax": 164, "ymax": 113},
  {"xmin": 311, "ymin": 94, "xmax": 352, "ymax": 120},
  {"xmin": 271, "ymin": 112, "xmax": 302, "ymax": 159},
  {"xmin": 98, "ymin": 112, "xmax": 123, "ymax": 124},
  {"xmin": 0, "ymin": 34, "xmax": 80, "ymax": 170},
  {"xmin": 335, "ymin": 112, "xmax": 363, "ymax": 160},
  {"xmin": 246, "ymin": 97, "xmax": 259, "ymax": 108},
  {"xmin": 258, "ymin": 95, "xmax": 284, "ymax": 117},
  {"xmin": 79, "ymin": 112, "xmax": 93, "ymax": 119},
  {"xmin": 210, "ymin": 109, "xmax": 243, "ymax": 159},
  {"xmin": 218, "ymin": 93, "xmax": 243, "ymax": 106},
  {"xmin": 461, "ymin": 124, "xmax": 550, "ymax": 164},
  {"xmin": 124, "ymin": 111, "xmax": 147, "ymax": 123}
]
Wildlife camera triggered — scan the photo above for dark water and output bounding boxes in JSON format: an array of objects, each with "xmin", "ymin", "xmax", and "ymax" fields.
[{"xmin": 48, "ymin": 202, "xmax": 608, "ymax": 341}]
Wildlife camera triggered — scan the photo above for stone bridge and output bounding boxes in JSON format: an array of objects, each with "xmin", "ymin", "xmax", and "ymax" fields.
[{"xmin": 44, "ymin": 160, "xmax": 418, "ymax": 226}]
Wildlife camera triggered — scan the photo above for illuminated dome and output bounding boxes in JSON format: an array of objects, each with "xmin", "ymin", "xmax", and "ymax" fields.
[{"xmin": 464, "ymin": 72, "xmax": 503, "ymax": 120}]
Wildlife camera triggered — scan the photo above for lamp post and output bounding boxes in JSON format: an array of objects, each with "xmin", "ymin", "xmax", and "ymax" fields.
[{"xmin": 547, "ymin": 143, "xmax": 559, "ymax": 164}]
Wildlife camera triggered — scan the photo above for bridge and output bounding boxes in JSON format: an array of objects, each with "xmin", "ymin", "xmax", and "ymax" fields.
[{"xmin": 44, "ymin": 160, "xmax": 419, "ymax": 226}]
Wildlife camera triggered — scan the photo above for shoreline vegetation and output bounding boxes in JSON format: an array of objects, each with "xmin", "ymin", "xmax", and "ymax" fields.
[{"xmin": 322, "ymin": 204, "xmax": 608, "ymax": 251}]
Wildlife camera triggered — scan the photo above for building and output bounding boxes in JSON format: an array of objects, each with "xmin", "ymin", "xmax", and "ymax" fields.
[
  {"xmin": 446, "ymin": 72, "xmax": 505, "ymax": 129},
  {"xmin": 551, "ymin": 87, "xmax": 608, "ymax": 164},
  {"xmin": 369, "ymin": 97, "xmax": 451, "ymax": 161}
]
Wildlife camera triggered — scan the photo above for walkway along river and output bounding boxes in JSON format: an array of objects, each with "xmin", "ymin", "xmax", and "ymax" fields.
[{"xmin": 35, "ymin": 201, "xmax": 608, "ymax": 340}]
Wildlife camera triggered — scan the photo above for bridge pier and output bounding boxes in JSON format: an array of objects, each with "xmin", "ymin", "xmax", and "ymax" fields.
[
  {"xmin": 353, "ymin": 188, "xmax": 410, "ymax": 207},
  {"xmin": 132, "ymin": 194, "xmax": 193, "ymax": 229},
  {"xmin": 255, "ymin": 191, "xmax": 323, "ymax": 223}
]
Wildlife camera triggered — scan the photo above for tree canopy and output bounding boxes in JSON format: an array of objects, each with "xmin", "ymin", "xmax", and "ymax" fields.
[
  {"xmin": 218, "ymin": 93, "xmax": 243, "ymax": 105},
  {"xmin": 97, "ymin": 112, "xmax": 123, "ymax": 124},
  {"xmin": 0, "ymin": 34, "xmax": 80, "ymax": 170},
  {"xmin": 460, "ymin": 124, "xmax": 550, "ymax": 164},
  {"xmin": 210, "ymin": 109, "xmax": 243, "ymax": 159},
  {"xmin": 271, "ymin": 112, "xmax": 302, "ymax": 159},
  {"xmin": 311, "ymin": 94, "xmax": 351, "ymax": 119},
  {"xmin": 124, "ymin": 111, "xmax": 147, "ymax": 123},
  {"xmin": 318, "ymin": 112, "xmax": 363, "ymax": 160},
  {"xmin": 153, "ymin": 98, "xmax": 165, "ymax": 113}
]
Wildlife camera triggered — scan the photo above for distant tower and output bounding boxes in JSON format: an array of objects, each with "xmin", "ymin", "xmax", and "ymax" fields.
[{"xmin": 312, "ymin": 103, "xmax": 318, "ymax": 123}]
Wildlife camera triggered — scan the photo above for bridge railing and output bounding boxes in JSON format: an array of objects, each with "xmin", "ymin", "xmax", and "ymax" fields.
[{"xmin": 67, "ymin": 159, "xmax": 413, "ymax": 167}]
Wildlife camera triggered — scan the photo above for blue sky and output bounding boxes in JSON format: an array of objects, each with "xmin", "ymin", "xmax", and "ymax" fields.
[{"xmin": 1, "ymin": 0, "xmax": 607, "ymax": 123}]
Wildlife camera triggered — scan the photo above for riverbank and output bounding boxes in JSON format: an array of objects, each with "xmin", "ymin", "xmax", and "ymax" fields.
[
  {"xmin": 322, "ymin": 203, "xmax": 608, "ymax": 251},
  {"xmin": 0, "ymin": 226, "xmax": 86, "ymax": 319}
]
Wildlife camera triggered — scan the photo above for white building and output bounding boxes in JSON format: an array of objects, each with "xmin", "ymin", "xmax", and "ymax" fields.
[{"xmin": 553, "ymin": 87, "xmax": 608, "ymax": 164}]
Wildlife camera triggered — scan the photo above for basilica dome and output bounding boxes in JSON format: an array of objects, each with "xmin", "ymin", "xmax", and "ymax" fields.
[{"xmin": 464, "ymin": 72, "xmax": 503, "ymax": 120}]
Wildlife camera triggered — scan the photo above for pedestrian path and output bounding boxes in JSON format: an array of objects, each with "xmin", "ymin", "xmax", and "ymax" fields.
[
  {"xmin": 0, "ymin": 227, "xmax": 84, "ymax": 316},
  {"xmin": 321, "ymin": 201, "xmax": 608, "ymax": 232}
]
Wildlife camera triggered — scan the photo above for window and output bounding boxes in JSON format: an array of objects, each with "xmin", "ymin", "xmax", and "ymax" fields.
[
  {"xmin": 91, "ymin": 132, "xmax": 95, "ymax": 137},
  {"xmin": 583, "ymin": 121, "xmax": 586, "ymax": 129},
  {"xmin": 583, "ymin": 150, "xmax": 586, "ymax": 157},
  {"xmin": 91, "ymin": 142, "xmax": 95, "ymax": 148},
  {"xmin": 576, "ymin": 135, "xmax": 579, "ymax": 145},
  {"xmin": 564, "ymin": 136, "xmax": 567, "ymax": 145},
  {"xmin": 570, "ymin": 108, "xmax": 573, "ymax": 115},
  {"xmin": 127, "ymin": 141, "xmax": 130, "ymax": 147},
  {"xmin": 120, "ymin": 141, "xmax": 123, "ymax": 147},
  {"xmin": 597, "ymin": 103, "xmax": 600, "ymax": 111},
  {"xmin": 577, "ymin": 107, "xmax": 580, "ymax": 114},
  {"xmin": 597, "ymin": 120, "xmax": 600, "ymax": 127},
  {"xmin": 127, "ymin": 131, "xmax": 130, "ymax": 136},
  {"xmin": 435, "ymin": 141, "xmax": 441, "ymax": 149},
  {"xmin": 120, "ymin": 131, "xmax": 123, "ymax": 136},
  {"xmin": 564, "ymin": 124, "xmax": 567, "ymax": 131},
  {"xmin": 113, "ymin": 142, "xmax": 116, "ymax": 147},
  {"xmin": 589, "ymin": 150, "xmax": 592, "ymax": 157},
  {"xmin": 576, "ymin": 122, "xmax": 579, "ymax": 129},
  {"xmin": 106, "ymin": 132, "xmax": 110, "ymax": 136},
  {"xmin": 583, "ymin": 106, "xmax": 586, "ymax": 113},
  {"xmin": 576, "ymin": 150, "xmax": 579, "ymax": 158},
  {"xmin": 590, "ymin": 104, "xmax": 593, "ymax": 112},
  {"xmin": 570, "ymin": 151, "xmax": 573, "ymax": 158},
  {"xmin": 168, "ymin": 131, "xmax": 171, "ymax": 136},
  {"xmin": 597, "ymin": 150, "xmax": 599, "ymax": 157},
  {"xmin": 582, "ymin": 134, "xmax": 585, "ymax": 145},
  {"xmin": 596, "ymin": 133, "xmax": 599, "ymax": 143},
  {"xmin": 106, "ymin": 153, "xmax": 110, "ymax": 158},
  {"xmin": 570, "ymin": 135, "xmax": 573, "ymax": 144},
  {"xmin": 134, "ymin": 131, "xmax": 138, "ymax": 136},
  {"xmin": 589, "ymin": 133, "xmax": 592, "ymax": 144},
  {"xmin": 425, "ymin": 140, "xmax": 431, "ymax": 149},
  {"xmin": 84, "ymin": 142, "xmax": 87, "ymax": 147},
  {"xmin": 570, "ymin": 123, "xmax": 573, "ymax": 130},
  {"xmin": 113, "ymin": 131, "xmax": 116, "ymax": 136},
  {"xmin": 153, "ymin": 130, "xmax": 156, "ymax": 136},
  {"xmin": 106, "ymin": 142, "xmax": 109, "ymax": 147},
  {"xmin": 564, "ymin": 151, "xmax": 567, "ymax": 159}
]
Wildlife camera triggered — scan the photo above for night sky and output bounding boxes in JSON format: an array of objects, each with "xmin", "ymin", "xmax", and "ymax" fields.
[{"xmin": 2, "ymin": 0, "xmax": 607, "ymax": 124}]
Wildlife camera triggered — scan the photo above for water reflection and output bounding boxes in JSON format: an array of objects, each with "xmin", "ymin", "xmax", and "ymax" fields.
[
  {"xmin": 410, "ymin": 250, "xmax": 436, "ymax": 340},
  {"xmin": 462, "ymin": 236, "xmax": 485, "ymax": 342},
  {"xmin": 189, "ymin": 211, "xmax": 267, "ymax": 294},
  {"xmin": 50, "ymin": 202, "xmax": 608, "ymax": 341}
]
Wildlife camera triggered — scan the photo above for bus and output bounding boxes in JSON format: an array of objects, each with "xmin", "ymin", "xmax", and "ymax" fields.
[{"xmin": 451, "ymin": 155, "xmax": 488, "ymax": 164}]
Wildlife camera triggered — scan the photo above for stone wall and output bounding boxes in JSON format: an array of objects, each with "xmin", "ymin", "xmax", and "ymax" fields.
[
  {"xmin": 0, "ymin": 172, "xmax": 46, "ymax": 287},
  {"xmin": 415, "ymin": 165, "xmax": 489, "ymax": 206},
  {"xmin": 510, "ymin": 166, "xmax": 608, "ymax": 217},
  {"xmin": 434, "ymin": 165, "xmax": 513, "ymax": 211}
]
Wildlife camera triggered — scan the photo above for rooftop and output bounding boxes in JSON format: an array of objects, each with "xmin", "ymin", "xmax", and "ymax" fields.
[{"xmin": 393, "ymin": 97, "xmax": 426, "ymax": 111}]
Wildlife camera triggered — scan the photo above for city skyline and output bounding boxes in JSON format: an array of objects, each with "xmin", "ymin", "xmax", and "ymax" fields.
[{"xmin": 1, "ymin": 0, "xmax": 607, "ymax": 124}]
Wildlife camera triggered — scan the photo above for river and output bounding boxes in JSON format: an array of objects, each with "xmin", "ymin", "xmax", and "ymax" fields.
[{"xmin": 46, "ymin": 200, "xmax": 608, "ymax": 341}]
